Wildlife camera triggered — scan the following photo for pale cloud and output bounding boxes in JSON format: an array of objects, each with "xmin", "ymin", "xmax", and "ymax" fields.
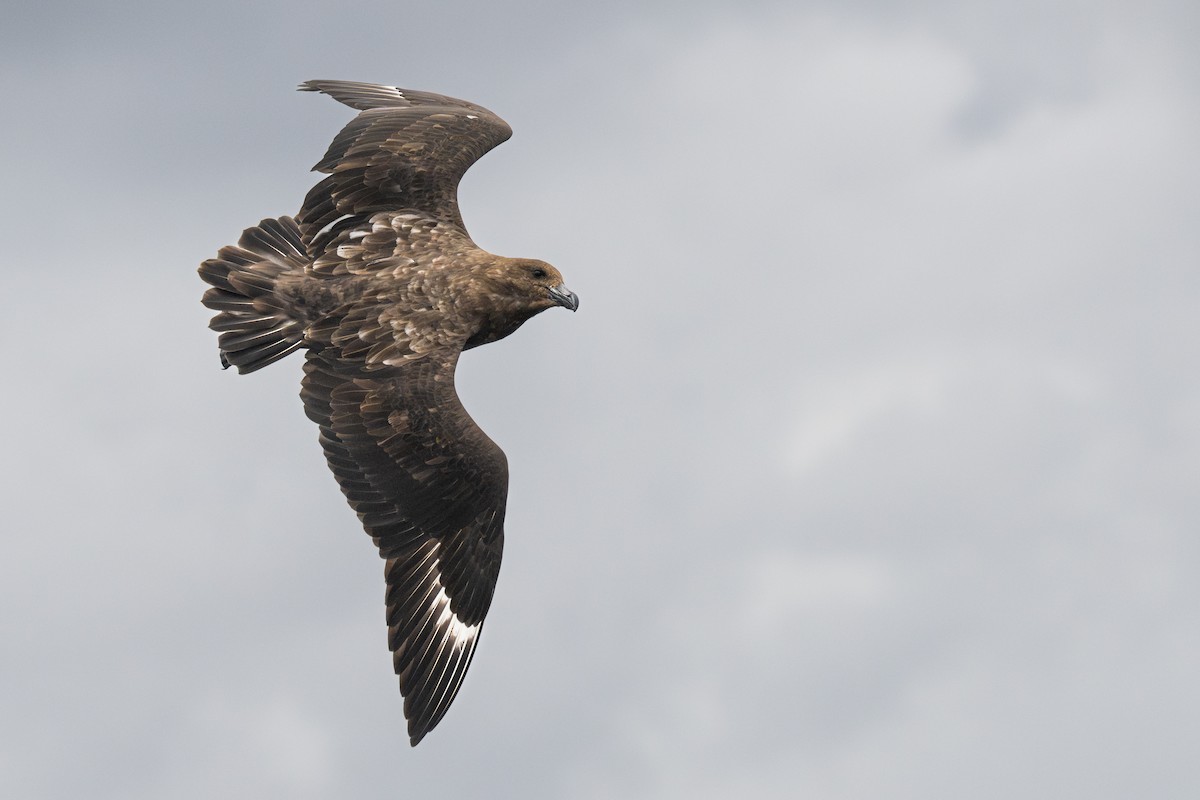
[{"xmin": 2, "ymin": 2, "xmax": 1198, "ymax": 799}]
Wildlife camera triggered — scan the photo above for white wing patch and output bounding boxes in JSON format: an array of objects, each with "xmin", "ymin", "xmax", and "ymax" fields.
[
  {"xmin": 433, "ymin": 585, "xmax": 480, "ymax": 649},
  {"xmin": 429, "ymin": 550, "xmax": 481, "ymax": 650}
]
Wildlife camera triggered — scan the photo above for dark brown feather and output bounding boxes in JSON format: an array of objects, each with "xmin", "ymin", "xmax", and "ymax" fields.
[
  {"xmin": 301, "ymin": 350, "xmax": 506, "ymax": 744},
  {"xmin": 297, "ymin": 80, "xmax": 512, "ymax": 251}
]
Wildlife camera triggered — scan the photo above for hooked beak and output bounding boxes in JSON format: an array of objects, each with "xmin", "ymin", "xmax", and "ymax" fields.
[{"xmin": 548, "ymin": 283, "xmax": 580, "ymax": 312}]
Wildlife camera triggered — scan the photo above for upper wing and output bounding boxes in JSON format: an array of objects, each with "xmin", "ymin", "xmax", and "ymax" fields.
[
  {"xmin": 297, "ymin": 80, "xmax": 512, "ymax": 253},
  {"xmin": 301, "ymin": 346, "xmax": 508, "ymax": 745}
]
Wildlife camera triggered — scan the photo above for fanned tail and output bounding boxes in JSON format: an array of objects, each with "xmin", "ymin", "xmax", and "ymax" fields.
[{"xmin": 198, "ymin": 216, "xmax": 309, "ymax": 374}]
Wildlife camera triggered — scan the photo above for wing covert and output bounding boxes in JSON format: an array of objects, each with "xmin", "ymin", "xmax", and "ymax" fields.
[{"xmin": 297, "ymin": 80, "xmax": 513, "ymax": 251}]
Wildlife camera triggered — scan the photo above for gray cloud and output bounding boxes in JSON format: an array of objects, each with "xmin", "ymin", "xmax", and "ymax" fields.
[{"xmin": 3, "ymin": 2, "xmax": 1198, "ymax": 798}]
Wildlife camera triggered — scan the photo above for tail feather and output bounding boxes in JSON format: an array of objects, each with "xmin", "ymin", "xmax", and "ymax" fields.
[{"xmin": 198, "ymin": 216, "xmax": 309, "ymax": 374}]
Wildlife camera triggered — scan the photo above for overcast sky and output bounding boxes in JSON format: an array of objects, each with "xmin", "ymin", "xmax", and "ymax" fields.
[{"xmin": 3, "ymin": 1, "xmax": 1198, "ymax": 798}]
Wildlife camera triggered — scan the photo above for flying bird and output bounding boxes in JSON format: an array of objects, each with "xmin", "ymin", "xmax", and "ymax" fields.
[{"xmin": 197, "ymin": 80, "xmax": 578, "ymax": 746}]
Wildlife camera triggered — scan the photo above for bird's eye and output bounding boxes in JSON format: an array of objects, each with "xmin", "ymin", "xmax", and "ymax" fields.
[{"xmin": 530, "ymin": 267, "xmax": 547, "ymax": 279}]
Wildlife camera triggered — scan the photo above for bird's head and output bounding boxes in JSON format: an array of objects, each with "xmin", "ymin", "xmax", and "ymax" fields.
[{"xmin": 483, "ymin": 258, "xmax": 579, "ymax": 315}]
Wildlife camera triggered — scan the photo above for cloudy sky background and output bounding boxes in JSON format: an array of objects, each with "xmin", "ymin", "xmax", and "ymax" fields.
[{"xmin": 3, "ymin": 1, "xmax": 1198, "ymax": 797}]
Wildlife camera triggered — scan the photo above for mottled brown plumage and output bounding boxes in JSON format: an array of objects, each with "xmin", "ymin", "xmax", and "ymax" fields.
[{"xmin": 197, "ymin": 81, "xmax": 577, "ymax": 746}]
